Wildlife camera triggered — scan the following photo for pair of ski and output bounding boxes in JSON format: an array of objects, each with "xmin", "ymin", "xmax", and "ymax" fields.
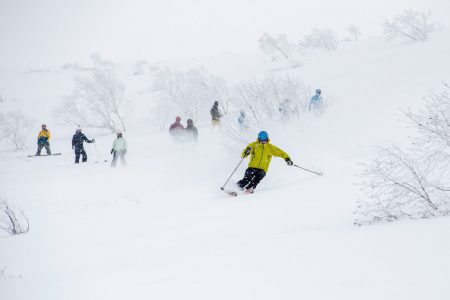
[{"xmin": 221, "ymin": 187, "xmax": 253, "ymax": 197}]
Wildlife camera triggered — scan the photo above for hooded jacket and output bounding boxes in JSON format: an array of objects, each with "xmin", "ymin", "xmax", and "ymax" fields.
[
  {"xmin": 169, "ymin": 121, "xmax": 184, "ymax": 133},
  {"xmin": 112, "ymin": 137, "xmax": 127, "ymax": 152},
  {"xmin": 242, "ymin": 140, "xmax": 290, "ymax": 172},
  {"xmin": 210, "ymin": 104, "xmax": 222, "ymax": 121},
  {"xmin": 37, "ymin": 129, "xmax": 51, "ymax": 144},
  {"xmin": 185, "ymin": 124, "xmax": 198, "ymax": 140},
  {"xmin": 72, "ymin": 132, "xmax": 92, "ymax": 148}
]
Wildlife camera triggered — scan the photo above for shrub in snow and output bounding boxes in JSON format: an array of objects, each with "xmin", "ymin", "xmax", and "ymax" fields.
[
  {"xmin": 383, "ymin": 9, "xmax": 440, "ymax": 42},
  {"xmin": 89, "ymin": 52, "xmax": 115, "ymax": 70},
  {"xmin": 355, "ymin": 85, "xmax": 450, "ymax": 225},
  {"xmin": 299, "ymin": 28, "xmax": 338, "ymax": 51},
  {"xmin": 258, "ymin": 33, "xmax": 298, "ymax": 63},
  {"xmin": 356, "ymin": 146, "xmax": 447, "ymax": 224},
  {"xmin": 0, "ymin": 110, "xmax": 33, "ymax": 150},
  {"xmin": 152, "ymin": 68, "xmax": 321, "ymax": 141},
  {"xmin": 55, "ymin": 65, "xmax": 130, "ymax": 133},
  {"xmin": 152, "ymin": 68, "xmax": 232, "ymax": 129},
  {"xmin": 61, "ymin": 62, "xmax": 85, "ymax": 71},
  {"xmin": 0, "ymin": 197, "xmax": 29, "ymax": 235},
  {"xmin": 221, "ymin": 75, "xmax": 311, "ymax": 142},
  {"xmin": 345, "ymin": 25, "xmax": 362, "ymax": 41},
  {"xmin": 133, "ymin": 60, "xmax": 149, "ymax": 75},
  {"xmin": 233, "ymin": 75, "xmax": 310, "ymax": 124},
  {"xmin": 0, "ymin": 267, "xmax": 22, "ymax": 279}
]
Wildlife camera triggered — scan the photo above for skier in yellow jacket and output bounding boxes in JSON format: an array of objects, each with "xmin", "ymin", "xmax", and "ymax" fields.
[
  {"xmin": 36, "ymin": 124, "xmax": 51, "ymax": 155},
  {"xmin": 237, "ymin": 131, "xmax": 293, "ymax": 193}
]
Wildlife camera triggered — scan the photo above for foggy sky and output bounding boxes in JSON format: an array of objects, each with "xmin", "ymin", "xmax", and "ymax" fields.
[{"xmin": 0, "ymin": 0, "xmax": 448, "ymax": 68}]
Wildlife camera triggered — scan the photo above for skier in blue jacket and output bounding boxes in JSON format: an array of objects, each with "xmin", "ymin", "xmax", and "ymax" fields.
[{"xmin": 309, "ymin": 89, "xmax": 322, "ymax": 111}]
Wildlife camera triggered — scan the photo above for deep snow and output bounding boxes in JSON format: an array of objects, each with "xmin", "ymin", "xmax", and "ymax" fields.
[{"xmin": 1, "ymin": 34, "xmax": 450, "ymax": 300}]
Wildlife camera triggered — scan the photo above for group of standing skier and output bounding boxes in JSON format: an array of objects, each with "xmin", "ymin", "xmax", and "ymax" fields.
[
  {"xmin": 33, "ymin": 89, "xmax": 321, "ymax": 191},
  {"xmin": 35, "ymin": 125, "xmax": 127, "ymax": 167},
  {"xmin": 169, "ymin": 116, "xmax": 198, "ymax": 141}
]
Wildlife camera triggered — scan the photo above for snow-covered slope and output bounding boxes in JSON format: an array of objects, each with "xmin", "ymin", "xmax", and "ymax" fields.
[{"xmin": 1, "ymin": 34, "xmax": 450, "ymax": 300}]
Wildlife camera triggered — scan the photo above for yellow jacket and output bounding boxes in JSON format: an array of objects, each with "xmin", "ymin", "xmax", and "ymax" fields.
[
  {"xmin": 38, "ymin": 129, "xmax": 51, "ymax": 141},
  {"xmin": 242, "ymin": 140, "xmax": 290, "ymax": 172}
]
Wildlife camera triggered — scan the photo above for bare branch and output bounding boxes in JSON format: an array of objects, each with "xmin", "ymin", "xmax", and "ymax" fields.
[
  {"xmin": 0, "ymin": 197, "xmax": 29, "ymax": 235},
  {"xmin": 355, "ymin": 85, "xmax": 450, "ymax": 225}
]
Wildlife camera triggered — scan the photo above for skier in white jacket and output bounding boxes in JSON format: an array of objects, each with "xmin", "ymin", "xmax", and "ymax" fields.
[{"xmin": 111, "ymin": 132, "xmax": 127, "ymax": 167}]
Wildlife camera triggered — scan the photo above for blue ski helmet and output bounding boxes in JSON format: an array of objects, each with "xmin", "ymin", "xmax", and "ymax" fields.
[
  {"xmin": 315, "ymin": 88, "xmax": 321, "ymax": 95},
  {"xmin": 258, "ymin": 131, "xmax": 269, "ymax": 142}
]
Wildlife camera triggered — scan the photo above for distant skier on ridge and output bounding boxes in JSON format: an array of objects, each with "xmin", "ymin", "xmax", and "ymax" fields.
[
  {"xmin": 210, "ymin": 101, "xmax": 222, "ymax": 125},
  {"xmin": 237, "ymin": 131, "xmax": 293, "ymax": 193},
  {"xmin": 237, "ymin": 111, "xmax": 249, "ymax": 130},
  {"xmin": 309, "ymin": 88, "xmax": 322, "ymax": 111}
]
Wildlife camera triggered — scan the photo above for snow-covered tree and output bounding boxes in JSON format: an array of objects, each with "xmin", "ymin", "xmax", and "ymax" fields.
[
  {"xmin": 299, "ymin": 28, "xmax": 338, "ymax": 51},
  {"xmin": 346, "ymin": 25, "xmax": 362, "ymax": 41},
  {"xmin": 89, "ymin": 53, "xmax": 114, "ymax": 70},
  {"xmin": 405, "ymin": 85, "xmax": 450, "ymax": 158},
  {"xmin": 383, "ymin": 9, "xmax": 440, "ymax": 42},
  {"xmin": 232, "ymin": 75, "xmax": 310, "ymax": 126},
  {"xmin": 258, "ymin": 33, "xmax": 297, "ymax": 62},
  {"xmin": 0, "ymin": 110, "xmax": 33, "ymax": 150},
  {"xmin": 218, "ymin": 75, "xmax": 312, "ymax": 142},
  {"xmin": 55, "ymin": 65, "xmax": 130, "ymax": 133},
  {"xmin": 355, "ymin": 85, "xmax": 450, "ymax": 225},
  {"xmin": 355, "ymin": 146, "xmax": 447, "ymax": 225},
  {"xmin": 133, "ymin": 60, "xmax": 149, "ymax": 75},
  {"xmin": 152, "ymin": 68, "xmax": 231, "ymax": 128}
]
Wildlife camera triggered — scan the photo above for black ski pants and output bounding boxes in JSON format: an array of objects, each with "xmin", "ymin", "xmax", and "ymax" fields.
[
  {"xmin": 74, "ymin": 146, "xmax": 87, "ymax": 163},
  {"xmin": 237, "ymin": 168, "xmax": 266, "ymax": 190},
  {"xmin": 36, "ymin": 142, "xmax": 51, "ymax": 155}
]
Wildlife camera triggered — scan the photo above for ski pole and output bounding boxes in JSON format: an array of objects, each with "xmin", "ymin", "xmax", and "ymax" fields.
[
  {"xmin": 293, "ymin": 164, "xmax": 323, "ymax": 176},
  {"xmin": 93, "ymin": 141, "xmax": 101, "ymax": 163},
  {"xmin": 220, "ymin": 157, "xmax": 245, "ymax": 190}
]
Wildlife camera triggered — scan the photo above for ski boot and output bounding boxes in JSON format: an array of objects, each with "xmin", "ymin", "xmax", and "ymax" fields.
[{"xmin": 244, "ymin": 188, "xmax": 254, "ymax": 194}]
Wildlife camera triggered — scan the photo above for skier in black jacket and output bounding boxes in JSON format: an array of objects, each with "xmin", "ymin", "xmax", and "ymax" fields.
[
  {"xmin": 185, "ymin": 119, "xmax": 198, "ymax": 141},
  {"xmin": 210, "ymin": 101, "xmax": 222, "ymax": 125},
  {"xmin": 72, "ymin": 128, "xmax": 95, "ymax": 163}
]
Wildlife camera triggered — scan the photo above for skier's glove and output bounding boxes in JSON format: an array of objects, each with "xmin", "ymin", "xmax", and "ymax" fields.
[
  {"xmin": 91, "ymin": 139, "xmax": 95, "ymax": 143},
  {"xmin": 243, "ymin": 147, "xmax": 251, "ymax": 158},
  {"xmin": 285, "ymin": 158, "xmax": 293, "ymax": 166}
]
